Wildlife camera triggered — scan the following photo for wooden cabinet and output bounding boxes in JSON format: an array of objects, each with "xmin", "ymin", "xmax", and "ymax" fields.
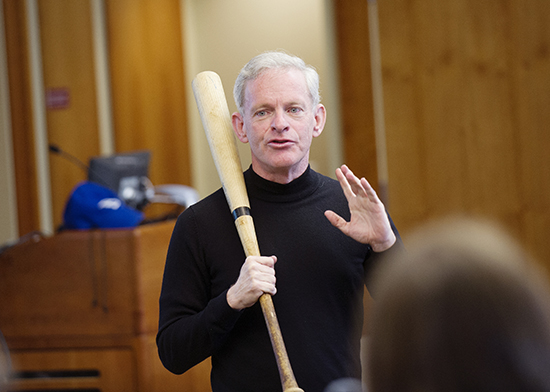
[{"xmin": 0, "ymin": 220, "xmax": 210, "ymax": 392}]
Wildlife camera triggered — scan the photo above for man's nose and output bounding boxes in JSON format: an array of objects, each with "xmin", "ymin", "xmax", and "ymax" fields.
[{"xmin": 271, "ymin": 110, "xmax": 289, "ymax": 132}]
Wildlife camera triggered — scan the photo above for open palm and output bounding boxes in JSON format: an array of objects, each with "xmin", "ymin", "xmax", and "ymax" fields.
[{"xmin": 325, "ymin": 165, "xmax": 396, "ymax": 252}]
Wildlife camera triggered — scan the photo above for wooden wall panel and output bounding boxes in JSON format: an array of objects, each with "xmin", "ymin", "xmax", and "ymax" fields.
[
  {"xmin": 333, "ymin": 0, "xmax": 379, "ymax": 192},
  {"xmin": 378, "ymin": 0, "xmax": 550, "ymax": 268},
  {"xmin": 106, "ymin": 0, "xmax": 191, "ymax": 190},
  {"xmin": 7, "ymin": 0, "xmax": 192, "ymax": 232},
  {"xmin": 509, "ymin": 0, "xmax": 550, "ymax": 268},
  {"xmin": 4, "ymin": 0, "xmax": 40, "ymax": 236},
  {"xmin": 39, "ymin": 0, "xmax": 100, "ymax": 229},
  {"xmin": 373, "ymin": 0, "xmax": 426, "ymax": 223}
]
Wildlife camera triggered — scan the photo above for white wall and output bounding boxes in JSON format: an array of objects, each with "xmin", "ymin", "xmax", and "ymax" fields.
[{"xmin": 182, "ymin": 0, "xmax": 342, "ymax": 198}]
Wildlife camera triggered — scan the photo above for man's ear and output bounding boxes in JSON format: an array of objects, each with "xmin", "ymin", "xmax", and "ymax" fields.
[
  {"xmin": 312, "ymin": 104, "xmax": 327, "ymax": 138},
  {"xmin": 232, "ymin": 112, "xmax": 249, "ymax": 143}
]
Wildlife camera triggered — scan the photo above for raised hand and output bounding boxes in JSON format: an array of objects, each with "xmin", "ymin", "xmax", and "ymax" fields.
[{"xmin": 324, "ymin": 165, "xmax": 396, "ymax": 252}]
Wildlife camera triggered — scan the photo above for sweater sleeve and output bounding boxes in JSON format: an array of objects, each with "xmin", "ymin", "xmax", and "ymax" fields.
[
  {"xmin": 364, "ymin": 213, "xmax": 405, "ymax": 294},
  {"xmin": 156, "ymin": 209, "xmax": 243, "ymax": 374}
]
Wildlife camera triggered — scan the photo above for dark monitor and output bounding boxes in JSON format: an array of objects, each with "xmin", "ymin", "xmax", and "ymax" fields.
[{"xmin": 88, "ymin": 150, "xmax": 151, "ymax": 210}]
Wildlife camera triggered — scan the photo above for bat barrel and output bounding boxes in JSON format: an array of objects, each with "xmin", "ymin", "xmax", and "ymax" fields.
[{"xmin": 192, "ymin": 71, "xmax": 250, "ymax": 213}]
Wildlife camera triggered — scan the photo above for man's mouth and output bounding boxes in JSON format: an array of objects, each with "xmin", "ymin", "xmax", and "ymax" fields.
[{"xmin": 269, "ymin": 139, "xmax": 293, "ymax": 147}]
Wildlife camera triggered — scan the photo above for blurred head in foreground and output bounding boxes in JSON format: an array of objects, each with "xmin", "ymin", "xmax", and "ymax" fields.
[{"xmin": 365, "ymin": 217, "xmax": 550, "ymax": 392}]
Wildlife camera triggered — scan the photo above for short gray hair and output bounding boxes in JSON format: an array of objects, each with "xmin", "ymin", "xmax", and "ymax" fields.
[{"xmin": 233, "ymin": 51, "xmax": 321, "ymax": 114}]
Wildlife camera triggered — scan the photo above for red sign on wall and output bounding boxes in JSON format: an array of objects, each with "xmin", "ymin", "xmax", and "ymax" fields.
[{"xmin": 45, "ymin": 88, "xmax": 70, "ymax": 110}]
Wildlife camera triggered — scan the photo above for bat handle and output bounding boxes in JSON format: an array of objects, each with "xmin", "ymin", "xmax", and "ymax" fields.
[
  {"xmin": 235, "ymin": 215, "xmax": 304, "ymax": 392},
  {"xmin": 260, "ymin": 294, "xmax": 304, "ymax": 392}
]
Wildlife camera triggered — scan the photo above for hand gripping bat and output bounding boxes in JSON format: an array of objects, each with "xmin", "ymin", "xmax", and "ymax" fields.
[{"xmin": 192, "ymin": 71, "xmax": 304, "ymax": 392}]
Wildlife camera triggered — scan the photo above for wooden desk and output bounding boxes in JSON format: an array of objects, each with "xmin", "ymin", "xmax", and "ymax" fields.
[{"xmin": 0, "ymin": 220, "xmax": 210, "ymax": 392}]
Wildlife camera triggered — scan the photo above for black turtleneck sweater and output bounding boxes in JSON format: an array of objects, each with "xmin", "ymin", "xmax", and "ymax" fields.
[{"xmin": 157, "ymin": 167, "xmax": 402, "ymax": 392}]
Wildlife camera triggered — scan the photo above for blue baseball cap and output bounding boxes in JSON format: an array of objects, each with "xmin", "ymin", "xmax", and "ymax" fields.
[{"xmin": 63, "ymin": 181, "xmax": 144, "ymax": 229}]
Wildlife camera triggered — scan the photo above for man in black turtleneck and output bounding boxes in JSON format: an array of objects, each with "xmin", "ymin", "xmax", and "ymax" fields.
[{"xmin": 157, "ymin": 51, "xmax": 403, "ymax": 392}]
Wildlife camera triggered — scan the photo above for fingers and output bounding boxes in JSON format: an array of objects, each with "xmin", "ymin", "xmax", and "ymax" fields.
[
  {"xmin": 245, "ymin": 255, "xmax": 277, "ymax": 293},
  {"xmin": 337, "ymin": 165, "xmax": 380, "ymax": 203},
  {"xmin": 336, "ymin": 165, "xmax": 364, "ymax": 200},
  {"xmin": 335, "ymin": 167, "xmax": 354, "ymax": 199},
  {"xmin": 360, "ymin": 177, "xmax": 382, "ymax": 204},
  {"xmin": 227, "ymin": 256, "xmax": 277, "ymax": 310}
]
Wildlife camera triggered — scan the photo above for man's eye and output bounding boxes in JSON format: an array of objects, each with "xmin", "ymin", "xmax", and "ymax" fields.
[
  {"xmin": 289, "ymin": 107, "xmax": 302, "ymax": 114},
  {"xmin": 256, "ymin": 110, "xmax": 267, "ymax": 117}
]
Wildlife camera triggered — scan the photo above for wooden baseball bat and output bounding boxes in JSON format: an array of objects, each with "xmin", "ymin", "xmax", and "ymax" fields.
[{"xmin": 192, "ymin": 71, "xmax": 304, "ymax": 392}]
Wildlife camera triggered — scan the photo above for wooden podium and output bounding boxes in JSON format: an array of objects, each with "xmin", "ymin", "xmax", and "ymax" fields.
[{"xmin": 0, "ymin": 220, "xmax": 211, "ymax": 392}]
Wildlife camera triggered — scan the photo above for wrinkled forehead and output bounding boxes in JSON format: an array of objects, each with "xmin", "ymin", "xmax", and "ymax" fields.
[{"xmin": 243, "ymin": 68, "xmax": 313, "ymax": 110}]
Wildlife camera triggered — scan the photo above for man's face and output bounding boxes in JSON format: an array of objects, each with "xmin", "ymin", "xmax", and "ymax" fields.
[{"xmin": 232, "ymin": 68, "xmax": 326, "ymax": 184}]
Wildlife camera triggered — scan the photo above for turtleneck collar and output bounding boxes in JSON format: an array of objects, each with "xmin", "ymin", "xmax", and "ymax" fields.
[{"xmin": 244, "ymin": 165, "xmax": 321, "ymax": 203}]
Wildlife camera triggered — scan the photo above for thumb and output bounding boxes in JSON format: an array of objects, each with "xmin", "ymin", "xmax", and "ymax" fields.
[{"xmin": 324, "ymin": 210, "xmax": 347, "ymax": 229}]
